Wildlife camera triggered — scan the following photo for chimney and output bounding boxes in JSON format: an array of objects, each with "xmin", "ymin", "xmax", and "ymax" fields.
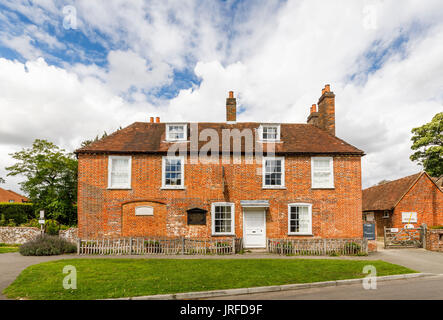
[
  {"xmin": 150, "ymin": 117, "xmax": 154, "ymax": 123},
  {"xmin": 307, "ymin": 84, "xmax": 335, "ymax": 135},
  {"xmin": 226, "ymin": 91, "xmax": 236, "ymax": 122},
  {"xmin": 155, "ymin": 117, "xmax": 160, "ymax": 123},
  {"xmin": 307, "ymin": 104, "xmax": 319, "ymax": 126}
]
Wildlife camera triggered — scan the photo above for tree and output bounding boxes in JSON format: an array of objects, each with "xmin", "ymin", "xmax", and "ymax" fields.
[
  {"xmin": 81, "ymin": 131, "xmax": 108, "ymax": 148},
  {"xmin": 377, "ymin": 179, "xmax": 391, "ymax": 186},
  {"xmin": 6, "ymin": 139, "xmax": 78, "ymax": 225},
  {"xmin": 0, "ymin": 177, "xmax": 4, "ymax": 184},
  {"xmin": 410, "ymin": 112, "xmax": 443, "ymax": 177}
]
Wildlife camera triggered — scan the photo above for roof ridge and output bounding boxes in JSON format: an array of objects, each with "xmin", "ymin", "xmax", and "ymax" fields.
[{"xmin": 363, "ymin": 172, "xmax": 422, "ymax": 191}]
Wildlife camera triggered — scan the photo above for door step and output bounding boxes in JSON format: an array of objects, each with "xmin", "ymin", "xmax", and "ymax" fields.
[{"xmin": 244, "ymin": 248, "xmax": 267, "ymax": 254}]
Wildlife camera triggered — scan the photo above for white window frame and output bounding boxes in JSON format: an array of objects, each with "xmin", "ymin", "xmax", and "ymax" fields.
[
  {"xmin": 258, "ymin": 124, "xmax": 280, "ymax": 141},
  {"xmin": 288, "ymin": 203, "xmax": 313, "ymax": 235},
  {"xmin": 107, "ymin": 156, "xmax": 132, "ymax": 189},
  {"xmin": 311, "ymin": 156, "xmax": 334, "ymax": 189},
  {"xmin": 166, "ymin": 123, "xmax": 187, "ymax": 141},
  {"xmin": 161, "ymin": 156, "xmax": 185, "ymax": 189},
  {"xmin": 262, "ymin": 156, "xmax": 285, "ymax": 189},
  {"xmin": 211, "ymin": 202, "xmax": 235, "ymax": 236}
]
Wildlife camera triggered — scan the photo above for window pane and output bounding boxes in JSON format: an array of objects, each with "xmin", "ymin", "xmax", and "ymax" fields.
[
  {"xmin": 214, "ymin": 205, "xmax": 232, "ymax": 233},
  {"xmin": 262, "ymin": 126, "xmax": 278, "ymax": 140},
  {"xmin": 164, "ymin": 158, "xmax": 183, "ymax": 186},
  {"xmin": 265, "ymin": 159, "xmax": 282, "ymax": 186},
  {"xmin": 289, "ymin": 206, "xmax": 310, "ymax": 234},
  {"xmin": 168, "ymin": 125, "xmax": 185, "ymax": 140}
]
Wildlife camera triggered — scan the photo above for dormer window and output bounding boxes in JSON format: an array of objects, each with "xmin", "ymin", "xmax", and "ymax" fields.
[
  {"xmin": 166, "ymin": 124, "xmax": 187, "ymax": 141},
  {"xmin": 259, "ymin": 124, "xmax": 280, "ymax": 141}
]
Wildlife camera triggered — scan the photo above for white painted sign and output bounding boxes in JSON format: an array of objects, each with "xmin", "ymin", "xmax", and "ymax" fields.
[
  {"xmin": 405, "ymin": 224, "xmax": 415, "ymax": 229},
  {"xmin": 39, "ymin": 210, "xmax": 45, "ymax": 219},
  {"xmin": 38, "ymin": 219, "xmax": 45, "ymax": 224},
  {"xmin": 390, "ymin": 228, "xmax": 399, "ymax": 233},
  {"xmin": 365, "ymin": 212, "xmax": 374, "ymax": 222},
  {"xmin": 135, "ymin": 206, "xmax": 154, "ymax": 216},
  {"xmin": 402, "ymin": 212, "xmax": 417, "ymax": 223}
]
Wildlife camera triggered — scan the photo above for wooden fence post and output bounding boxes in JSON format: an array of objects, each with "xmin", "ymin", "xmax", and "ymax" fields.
[
  {"xmin": 181, "ymin": 237, "xmax": 185, "ymax": 255},
  {"xmin": 77, "ymin": 239, "xmax": 81, "ymax": 255},
  {"xmin": 232, "ymin": 238, "xmax": 236, "ymax": 254}
]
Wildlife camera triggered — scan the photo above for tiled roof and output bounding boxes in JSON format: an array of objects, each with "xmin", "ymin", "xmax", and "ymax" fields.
[
  {"xmin": 362, "ymin": 173, "xmax": 423, "ymax": 211},
  {"xmin": 75, "ymin": 122, "xmax": 364, "ymax": 155},
  {"xmin": 0, "ymin": 187, "xmax": 29, "ymax": 203}
]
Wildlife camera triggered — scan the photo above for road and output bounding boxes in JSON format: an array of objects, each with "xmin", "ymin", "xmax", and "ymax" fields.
[{"xmin": 207, "ymin": 275, "xmax": 443, "ymax": 300}]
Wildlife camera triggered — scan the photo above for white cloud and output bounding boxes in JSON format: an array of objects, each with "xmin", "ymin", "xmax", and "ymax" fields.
[{"xmin": 1, "ymin": 0, "xmax": 443, "ymax": 194}]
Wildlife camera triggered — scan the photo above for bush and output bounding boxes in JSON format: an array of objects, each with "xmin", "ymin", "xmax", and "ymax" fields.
[
  {"xmin": 0, "ymin": 203, "xmax": 34, "ymax": 225},
  {"xmin": 429, "ymin": 225, "xmax": 443, "ymax": 230},
  {"xmin": 19, "ymin": 235, "xmax": 77, "ymax": 256}
]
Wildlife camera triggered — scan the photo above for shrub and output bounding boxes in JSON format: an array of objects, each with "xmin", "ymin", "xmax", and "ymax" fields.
[
  {"xmin": 344, "ymin": 242, "xmax": 361, "ymax": 253},
  {"xmin": 19, "ymin": 235, "xmax": 77, "ymax": 256},
  {"xmin": 0, "ymin": 203, "xmax": 34, "ymax": 225},
  {"xmin": 45, "ymin": 219, "xmax": 60, "ymax": 235},
  {"xmin": 429, "ymin": 225, "xmax": 443, "ymax": 230}
]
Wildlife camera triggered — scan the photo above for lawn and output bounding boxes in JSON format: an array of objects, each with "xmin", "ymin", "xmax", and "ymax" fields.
[
  {"xmin": 4, "ymin": 258, "xmax": 416, "ymax": 300},
  {"xmin": 0, "ymin": 243, "xmax": 20, "ymax": 253}
]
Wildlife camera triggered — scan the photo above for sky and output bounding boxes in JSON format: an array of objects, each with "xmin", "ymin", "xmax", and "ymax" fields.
[{"xmin": 0, "ymin": 0, "xmax": 442, "ymax": 193}]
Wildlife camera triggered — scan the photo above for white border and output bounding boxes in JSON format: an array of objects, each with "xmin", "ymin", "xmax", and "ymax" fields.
[
  {"xmin": 161, "ymin": 156, "xmax": 185, "ymax": 189},
  {"xmin": 107, "ymin": 155, "xmax": 132, "ymax": 189},
  {"xmin": 211, "ymin": 202, "xmax": 235, "ymax": 236},
  {"xmin": 288, "ymin": 203, "xmax": 313, "ymax": 235},
  {"xmin": 262, "ymin": 156, "xmax": 285, "ymax": 189},
  {"xmin": 166, "ymin": 123, "xmax": 187, "ymax": 141},
  {"xmin": 258, "ymin": 124, "xmax": 280, "ymax": 142},
  {"xmin": 311, "ymin": 156, "xmax": 334, "ymax": 189}
]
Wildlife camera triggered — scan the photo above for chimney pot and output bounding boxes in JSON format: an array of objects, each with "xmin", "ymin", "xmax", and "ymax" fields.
[
  {"xmin": 321, "ymin": 88, "xmax": 325, "ymax": 95},
  {"xmin": 325, "ymin": 84, "xmax": 330, "ymax": 92},
  {"xmin": 311, "ymin": 104, "xmax": 317, "ymax": 113},
  {"xmin": 150, "ymin": 117, "xmax": 154, "ymax": 123},
  {"xmin": 155, "ymin": 117, "xmax": 160, "ymax": 123},
  {"xmin": 229, "ymin": 91, "xmax": 234, "ymax": 99}
]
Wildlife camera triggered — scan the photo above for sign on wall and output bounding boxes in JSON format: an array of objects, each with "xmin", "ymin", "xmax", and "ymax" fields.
[
  {"xmin": 402, "ymin": 212, "xmax": 417, "ymax": 223},
  {"xmin": 135, "ymin": 206, "xmax": 154, "ymax": 216}
]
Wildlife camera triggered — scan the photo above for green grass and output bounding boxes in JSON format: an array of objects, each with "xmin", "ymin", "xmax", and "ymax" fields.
[
  {"xmin": 0, "ymin": 243, "xmax": 20, "ymax": 253},
  {"xmin": 4, "ymin": 258, "xmax": 416, "ymax": 300}
]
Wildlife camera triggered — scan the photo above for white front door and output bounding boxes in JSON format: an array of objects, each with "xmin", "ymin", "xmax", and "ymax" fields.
[{"xmin": 243, "ymin": 210, "xmax": 266, "ymax": 248}]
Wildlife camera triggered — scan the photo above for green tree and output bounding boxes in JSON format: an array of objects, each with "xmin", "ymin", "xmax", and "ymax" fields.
[
  {"xmin": 6, "ymin": 139, "xmax": 78, "ymax": 225},
  {"xmin": 410, "ymin": 112, "xmax": 443, "ymax": 177}
]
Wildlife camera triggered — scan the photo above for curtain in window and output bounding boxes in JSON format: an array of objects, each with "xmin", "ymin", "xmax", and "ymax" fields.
[
  {"xmin": 111, "ymin": 158, "xmax": 130, "ymax": 188},
  {"xmin": 290, "ymin": 206, "xmax": 310, "ymax": 234},
  {"xmin": 312, "ymin": 158, "xmax": 332, "ymax": 188}
]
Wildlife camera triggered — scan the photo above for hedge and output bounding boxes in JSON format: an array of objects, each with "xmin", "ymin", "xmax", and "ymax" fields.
[{"xmin": 0, "ymin": 203, "xmax": 35, "ymax": 225}]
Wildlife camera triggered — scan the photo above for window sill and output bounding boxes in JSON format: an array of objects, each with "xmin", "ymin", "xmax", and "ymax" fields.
[
  {"xmin": 288, "ymin": 233, "xmax": 313, "ymax": 236},
  {"xmin": 311, "ymin": 187, "xmax": 335, "ymax": 190},
  {"xmin": 262, "ymin": 186, "xmax": 286, "ymax": 190},
  {"xmin": 211, "ymin": 234, "xmax": 235, "ymax": 237},
  {"xmin": 161, "ymin": 186, "xmax": 186, "ymax": 190},
  {"xmin": 107, "ymin": 187, "xmax": 132, "ymax": 190}
]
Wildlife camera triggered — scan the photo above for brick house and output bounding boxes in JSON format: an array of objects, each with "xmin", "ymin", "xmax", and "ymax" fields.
[
  {"xmin": 362, "ymin": 172, "xmax": 443, "ymax": 237},
  {"xmin": 75, "ymin": 85, "xmax": 365, "ymax": 248},
  {"xmin": 0, "ymin": 187, "xmax": 29, "ymax": 203}
]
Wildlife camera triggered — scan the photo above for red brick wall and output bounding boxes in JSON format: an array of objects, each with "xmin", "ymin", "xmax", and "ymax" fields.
[
  {"xmin": 392, "ymin": 174, "xmax": 443, "ymax": 229},
  {"xmin": 77, "ymin": 154, "xmax": 363, "ymax": 239}
]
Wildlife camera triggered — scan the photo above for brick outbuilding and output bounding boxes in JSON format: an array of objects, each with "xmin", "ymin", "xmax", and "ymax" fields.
[
  {"xmin": 75, "ymin": 85, "xmax": 365, "ymax": 248},
  {"xmin": 363, "ymin": 172, "xmax": 443, "ymax": 237}
]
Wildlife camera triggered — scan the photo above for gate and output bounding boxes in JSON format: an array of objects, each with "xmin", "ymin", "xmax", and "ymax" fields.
[{"xmin": 384, "ymin": 226, "xmax": 424, "ymax": 248}]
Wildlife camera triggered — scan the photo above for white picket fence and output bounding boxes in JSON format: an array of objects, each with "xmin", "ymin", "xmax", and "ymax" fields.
[
  {"xmin": 77, "ymin": 237, "xmax": 244, "ymax": 255},
  {"xmin": 267, "ymin": 238, "xmax": 368, "ymax": 255}
]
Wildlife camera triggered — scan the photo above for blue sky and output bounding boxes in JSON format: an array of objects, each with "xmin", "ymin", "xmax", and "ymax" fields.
[{"xmin": 0, "ymin": 0, "xmax": 442, "ymax": 192}]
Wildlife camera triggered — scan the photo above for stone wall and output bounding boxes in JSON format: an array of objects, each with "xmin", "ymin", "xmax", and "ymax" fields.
[
  {"xmin": 59, "ymin": 228, "xmax": 78, "ymax": 243},
  {"xmin": 426, "ymin": 229, "xmax": 443, "ymax": 252},
  {"xmin": 0, "ymin": 227, "xmax": 40, "ymax": 244}
]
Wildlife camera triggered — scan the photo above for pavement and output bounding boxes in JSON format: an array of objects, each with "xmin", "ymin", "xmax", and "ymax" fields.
[{"xmin": 0, "ymin": 247, "xmax": 442, "ymax": 300}]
